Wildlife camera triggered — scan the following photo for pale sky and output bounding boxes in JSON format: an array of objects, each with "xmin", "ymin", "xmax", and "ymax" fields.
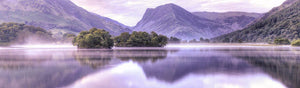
[{"xmin": 70, "ymin": 0, "xmax": 286, "ymax": 26}]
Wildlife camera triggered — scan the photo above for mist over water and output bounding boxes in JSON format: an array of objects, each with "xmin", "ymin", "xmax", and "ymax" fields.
[{"xmin": 10, "ymin": 44, "xmax": 76, "ymax": 49}]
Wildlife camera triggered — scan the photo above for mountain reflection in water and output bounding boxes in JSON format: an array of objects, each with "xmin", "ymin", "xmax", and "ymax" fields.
[
  {"xmin": 0, "ymin": 47, "xmax": 299, "ymax": 88},
  {"xmin": 68, "ymin": 62, "xmax": 284, "ymax": 88}
]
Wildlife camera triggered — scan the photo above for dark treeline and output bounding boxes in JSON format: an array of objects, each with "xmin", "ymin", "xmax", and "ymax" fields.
[{"xmin": 189, "ymin": 37, "xmax": 210, "ymax": 43}]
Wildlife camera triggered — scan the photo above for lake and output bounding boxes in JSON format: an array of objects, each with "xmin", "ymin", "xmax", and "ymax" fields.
[{"xmin": 0, "ymin": 44, "xmax": 299, "ymax": 88}]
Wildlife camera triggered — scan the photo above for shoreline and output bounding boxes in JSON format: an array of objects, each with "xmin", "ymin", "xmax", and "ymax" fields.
[{"xmin": 0, "ymin": 43, "xmax": 297, "ymax": 50}]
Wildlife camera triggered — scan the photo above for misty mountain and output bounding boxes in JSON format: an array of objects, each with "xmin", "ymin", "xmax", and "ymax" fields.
[
  {"xmin": 0, "ymin": 0, "xmax": 130, "ymax": 36},
  {"xmin": 133, "ymin": 4, "xmax": 261, "ymax": 40},
  {"xmin": 133, "ymin": 4, "xmax": 233, "ymax": 40},
  {"xmin": 193, "ymin": 12, "xmax": 262, "ymax": 30},
  {"xmin": 213, "ymin": 0, "xmax": 300, "ymax": 42}
]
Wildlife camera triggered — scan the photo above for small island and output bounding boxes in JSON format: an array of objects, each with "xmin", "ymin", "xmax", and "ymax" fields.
[{"xmin": 72, "ymin": 28, "xmax": 169, "ymax": 49}]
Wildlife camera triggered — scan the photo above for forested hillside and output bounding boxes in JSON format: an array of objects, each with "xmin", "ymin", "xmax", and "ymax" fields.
[
  {"xmin": 0, "ymin": 23, "xmax": 54, "ymax": 46},
  {"xmin": 213, "ymin": 0, "xmax": 300, "ymax": 42}
]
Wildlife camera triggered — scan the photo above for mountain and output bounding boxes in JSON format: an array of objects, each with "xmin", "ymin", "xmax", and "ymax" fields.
[
  {"xmin": 193, "ymin": 12, "xmax": 262, "ymax": 30},
  {"xmin": 133, "ymin": 4, "xmax": 235, "ymax": 40},
  {"xmin": 213, "ymin": 0, "xmax": 300, "ymax": 42},
  {"xmin": 133, "ymin": 4, "xmax": 262, "ymax": 40},
  {"xmin": 0, "ymin": 0, "xmax": 130, "ymax": 37}
]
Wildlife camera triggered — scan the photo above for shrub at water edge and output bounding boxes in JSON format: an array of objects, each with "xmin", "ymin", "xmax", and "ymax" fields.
[{"xmin": 291, "ymin": 39, "xmax": 300, "ymax": 46}]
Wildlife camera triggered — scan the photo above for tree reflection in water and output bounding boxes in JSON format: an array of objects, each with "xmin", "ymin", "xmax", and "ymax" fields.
[
  {"xmin": 232, "ymin": 49, "xmax": 300, "ymax": 88},
  {"xmin": 73, "ymin": 49, "xmax": 174, "ymax": 69},
  {"xmin": 73, "ymin": 50, "xmax": 114, "ymax": 69},
  {"xmin": 115, "ymin": 50, "xmax": 170, "ymax": 63}
]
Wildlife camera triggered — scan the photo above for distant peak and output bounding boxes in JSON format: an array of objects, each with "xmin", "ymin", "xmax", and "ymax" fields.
[
  {"xmin": 149, "ymin": 3, "xmax": 187, "ymax": 13},
  {"xmin": 158, "ymin": 3, "xmax": 180, "ymax": 8},
  {"xmin": 162, "ymin": 3, "xmax": 178, "ymax": 6}
]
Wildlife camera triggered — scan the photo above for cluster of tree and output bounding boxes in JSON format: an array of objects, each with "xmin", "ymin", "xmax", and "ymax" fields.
[
  {"xmin": 73, "ymin": 29, "xmax": 169, "ymax": 48},
  {"xmin": 274, "ymin": 38, "xmax": 290, "ymax": 45},
  {"xmin": 0, "ymin": 23, "xmax": 54, "ymax": 46},
  {"xmin": 114, "ymin": 31, "xmax": 168, "ymax": 47},
  {"xmin": 72, "ymin": 28, "xmax": 114, "ymax": 49},
  {"xmin": 168, "ymin": 37, "xmax": 181, "ymax": 43},
  {"xmin": 213, "ymin": 1, "xmax": 300, "ymax": 43},
  {"xmin": 189, "ymin": 37, "xmax": 210, "ymax": 43},
  {"xmin": 272, "ymin": 38, "xmax": 300, "ymax": 46}
]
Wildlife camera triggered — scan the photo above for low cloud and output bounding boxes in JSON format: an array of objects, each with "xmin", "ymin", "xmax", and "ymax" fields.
[{"xmin": 70, "ymin": 0, "xmax": 286, "ymax": 26}]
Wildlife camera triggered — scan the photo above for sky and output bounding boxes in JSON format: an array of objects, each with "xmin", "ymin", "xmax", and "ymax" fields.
[{"xmin": 70, "ymin": 0, "xmax": 286, "ymax": 26}]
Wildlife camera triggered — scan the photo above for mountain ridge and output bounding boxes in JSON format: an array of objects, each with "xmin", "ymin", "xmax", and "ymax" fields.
[
  {"xmin": 193, "ymin": 11, "xmax": 262, "ymax": 31},
  {"xmin": 133, "ymin": 3, "xmax": 261, "ymax": 40},
  {"xmin": 0, "ymin": 0, "xmax": 130, "ymax": 36},
  {"xmin": 134, "ymin": 3, "xmax": 234, "ymax": 40}
]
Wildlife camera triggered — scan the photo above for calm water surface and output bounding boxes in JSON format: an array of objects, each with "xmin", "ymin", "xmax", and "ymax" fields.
[{"xmin": 0, "ymin": 45, "xmax": 299, "ymax": 88}]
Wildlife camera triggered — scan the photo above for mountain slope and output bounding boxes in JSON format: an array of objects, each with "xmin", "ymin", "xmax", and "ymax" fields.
[
  {"xmin": 213, "ymin": 0, "xmax": 300, "ymax": 42},
  {"xmin": 193, "ymin": 12, "xmax": 262, "ymax": 30},
  {"xmin": 0, "ymin": 0, "xmax": 130, "ymax": 36},
  {"xmin": 133, "ymin": 4, "xmax": 234, "ymax": 40}
]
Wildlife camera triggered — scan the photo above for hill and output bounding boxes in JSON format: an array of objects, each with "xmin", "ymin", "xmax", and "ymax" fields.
[
  {"xmin": 0, "ymin": 0, "xmax": 130, "ymax": 37},
  {"xmin": 213, "ymin": 0, "xmax": 300, "ymax": 42},
  {"xmin": 133, "ymin": 4, "xmax": 234, "ymax": 40}
]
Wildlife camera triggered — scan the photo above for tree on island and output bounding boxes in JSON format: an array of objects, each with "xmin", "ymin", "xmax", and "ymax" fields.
[
  {"xmin": 150, "ymin": 32, "xmax": 169, "ymax": 47},
  {"xmin": 114, "ymin": 31, "xmax": 168, "ymax": 47},
  {"xmin": 114, "ymin": 32, "xmax": 131, "ymax": 47},
  {"xmin": 73, "ymin": 28, "xmax": 114, "ymax": 49}
]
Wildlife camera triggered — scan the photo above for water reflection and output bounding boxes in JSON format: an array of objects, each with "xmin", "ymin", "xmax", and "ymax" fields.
[
  {"xmin": 73, "ymin": 50, "xmax": 114, "ymax": 69},
  {"xmin": 0, "ymin": 47, "xmax": 298, "ymax": 88},
  {"xmin": 141, "ymin": 52, "xmax": 258, "ymax": 83},
  {"xmin": 68, "ymin": 62, "xmax": 285, "ymax": 88},
  {"xmin": 69, "ymin": 48, "xmax": 288, "ymax": 88},
  {"xmin": 73, "ymin": 49, "xmax": 172, "ymax": 69},
  {"xmin": 0, "ymin": 49, "xmax": 96, "ymax": 88},
  {"xmin": 229, "ymin": 49, "xmax": 300, "ymax": 88},
  {"xmin": 115, "ymin": 50, "xmax": 170, "ymax": 63},
  {"xmin": 0, "ymin": 48, "xmax": 173, "ymax": 88}
]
